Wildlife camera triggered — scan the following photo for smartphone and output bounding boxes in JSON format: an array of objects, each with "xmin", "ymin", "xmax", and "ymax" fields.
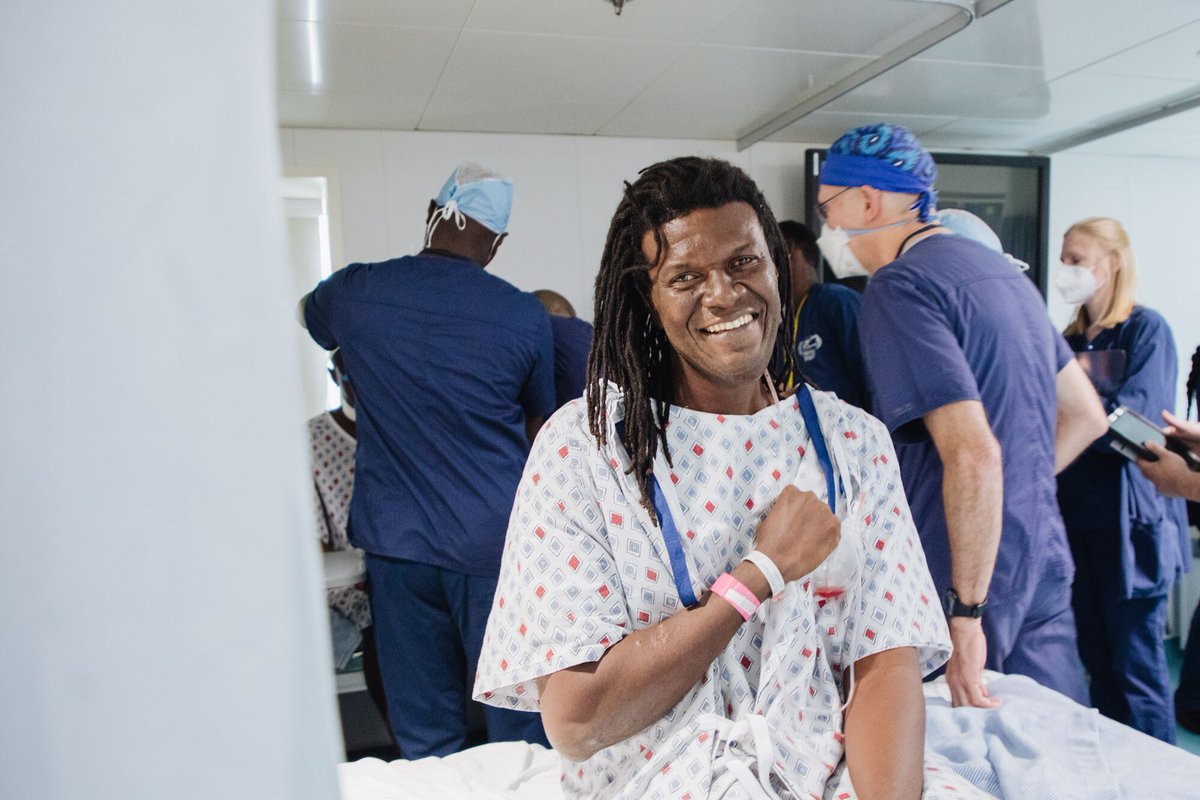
[
  {"xmin": 1107, "ymin": 406, "xmax": 1165, "ymax": 461},
  {"xmin": 1107, "ymin": 406, "xmax": 1200, "ymax": 471}
]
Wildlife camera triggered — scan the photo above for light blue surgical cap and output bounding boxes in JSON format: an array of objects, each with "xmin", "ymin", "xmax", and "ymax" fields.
[
  {"xmin": 936, "ymin": 208, "xmax": 1030, "ymax": 272},
  {"xmin": 434, "ymin": 162, "xmax": 514, "ymax": 234},
  {"xmin": 936, "ymin": 208, "xmax": 1002, "ymax": 253}
]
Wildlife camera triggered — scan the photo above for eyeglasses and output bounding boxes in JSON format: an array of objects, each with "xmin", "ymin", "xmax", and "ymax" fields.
[{"xmin": 815, "ymin": 186, "xmax": 855, "ymax": 222}]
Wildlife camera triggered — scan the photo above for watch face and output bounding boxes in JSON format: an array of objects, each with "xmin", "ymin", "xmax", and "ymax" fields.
[
  {"xmin": 941, "ymin": 588, "xmax": 985, "ymax": 617},
  {"xmin": 941, "ymin": 588, "xmax": 956, "ymax": 616}
]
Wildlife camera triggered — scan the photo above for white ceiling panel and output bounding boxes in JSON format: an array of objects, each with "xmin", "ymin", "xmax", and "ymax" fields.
[
  {"xmin": 465, "ymin": 0, "xmax": 741, "ymax": 43},
  {"xmin": 1065, "ymin": 104, "xmax": 1200, "ymax": 156},
  {"xmin": 1151, "ymin": 137, "xmax": 1200, "ymax": 157},
  {"xmin": 430, "ymin": 31, "xmax": 687, "ymax": 107},
  {"xmin": 918, "ymin": 0, "xmax": 1200, "ymax": 80},
  {"xmin": 277, "ymin": 20, "xmax": 458, "ymax": 95},
  {"xmin": 702, "ymin": 0, "xmax": 955, "ymax": 55},
  {"xmin": 977, "ymin": 71, "xmax": 1196, "ymax": 127},
  {"xmin": 1067, "ymin": 125, "xmax": 1200, "ymax": 156},
  {"xmin": 602, "ymin": 46, "xmax": 872, "ymax": 139},
  {"xmin": 273, "ymin": 0, "xmax": 1200, "ymax": 159},
  {"xmin": 277, "ymin": 91, "xmax": 428, "ymax": 130},
  {"xmin": 419, "ymin": 96, "xmax": 631, "ymax": 135},
  {"xmin": 827, "ymin": 59, "xmax": 1046, "ymax": 118},
  {"xmin": 1087, "ymin": 20, "xmax": 1200, "ymax": 82},
  {"xmin": 766, "ymin": 109, "xmax": 958, "ymax": 144},
  {"xmin": 918, "ymin": 118, "xmax": 1067, "ymax": 152},
  {"xmin": 276, "ymin": 0, "xmax": 476, "ymax": 29}
]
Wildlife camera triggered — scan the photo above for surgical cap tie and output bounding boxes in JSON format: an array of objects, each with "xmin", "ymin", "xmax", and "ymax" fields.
[{"xmin": 424, "ymin": 198, "xmax": 467, "ymax": 247}]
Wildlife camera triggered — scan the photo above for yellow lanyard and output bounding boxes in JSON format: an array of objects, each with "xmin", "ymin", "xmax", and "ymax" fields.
[{"xmin": 784, "ymin": 292, "xmax": 810, "ymax": 389}]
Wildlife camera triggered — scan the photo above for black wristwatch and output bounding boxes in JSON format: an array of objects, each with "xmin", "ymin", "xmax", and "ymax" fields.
[{"xmin": 942, "ymin": 587, "xmax": 987, "ymax": 619}]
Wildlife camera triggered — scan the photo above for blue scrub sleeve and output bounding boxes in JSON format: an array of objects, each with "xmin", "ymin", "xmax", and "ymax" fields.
[
  {"xmin": 830, "ymin": 287, "xmax": 871, "ymax": 412},
  {"xmin": 859, "ymin": 271, "xmax": 981, "ymax": 434},
  {"xmin": 303, "ymin": 270, "xmax": 344, "ymax": 351},
  {"xmin": 521, "ymin": 307, "xmax": 557, "ymax": 419},
  {"xmin": 1052, "ymin": 326, "xmax": 1074, "ymax": 372}
]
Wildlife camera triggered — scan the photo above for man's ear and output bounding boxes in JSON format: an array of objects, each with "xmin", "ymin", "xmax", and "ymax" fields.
[
  {"xmin": 426, "ymin": 199, "xmax": 438, "ymax": 225},
  {"xmin": 857, "ymin": 186, "xmax": 885, "ymax": 224}
]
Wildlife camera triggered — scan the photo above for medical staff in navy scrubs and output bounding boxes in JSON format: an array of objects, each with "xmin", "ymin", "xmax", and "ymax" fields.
[
  {"xmin": 816, "ymin": 123, "xmax": 1108, "ymax": 709},
  {"xmin": 778, "ymin": 220, "xmax": 871, "ymax": 410},
  {"xmin": 1055, "ymin": 217, "xmax": 1189, "ymax": 743},
  {"xmin": 533, "ymin": 289, "xmax": 594, "ymax": 412},
  {"xmin": 1135, "ymin": 398, "xmax": 1200, "ymax": 735},
  {"xmin": 300, "ymin": 162, "xmax": 554, "ymax": 756}
]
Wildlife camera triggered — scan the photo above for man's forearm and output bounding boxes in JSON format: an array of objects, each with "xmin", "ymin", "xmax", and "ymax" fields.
[
  {"xmin": 942, "ymin": 446, "xmax": 1003, "ymax": 603},
  {"xmin": 843, "ymin": 647, "xmax": 924, "ymax": 800},
  {"xmin": 537, "ymin": 561, "xmax": 769, "ymax": 761},
  {"xmin": 1054, "ymin": 360, "xmax": 1108, "ymax": 473}
]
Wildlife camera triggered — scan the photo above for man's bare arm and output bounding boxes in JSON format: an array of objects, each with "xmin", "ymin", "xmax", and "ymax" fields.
[
  {"xmin": 1054, "ymin": 359, "xmax": 1108, "ymax": 474},
  {"xmin": 842, "ymin": 647, "xmax": 924, "ymax": 800},
  {"xmin": 537, "ymin": 565, "xmax": 759, "ymax": 762},
  {"xmin": 536, "ymin": 487, "xmax": 839, "ymax": 761},
  {"xmin": 925, "ymin": 400, "xmax": 1003, "ymax": 708}
]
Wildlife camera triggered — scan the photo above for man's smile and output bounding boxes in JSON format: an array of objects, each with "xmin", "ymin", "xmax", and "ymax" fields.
[{"xmin": 700, "ymin": 311, "xmax": 759, "ymax": 335}]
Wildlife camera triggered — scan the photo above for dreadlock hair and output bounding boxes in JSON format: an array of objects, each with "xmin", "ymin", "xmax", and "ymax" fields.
[
  {"xmin": 586, "ymin": 156, "xmax": 797, "ymax": 510},
  {"xmin": 1186, "ymin": 345, "xmax": 1200, "ymax": 419}
]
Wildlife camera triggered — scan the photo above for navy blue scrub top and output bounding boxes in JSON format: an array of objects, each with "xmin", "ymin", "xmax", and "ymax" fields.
[
  {"xmin": 304, "ymin": 251, "xmax": 555, "ymax": 577},
  {"xmin": 548, "ymin": 315, "xmax": 593, "ymax": 412},
  {"xmin": 793, "ymin": 282, "xmax": 871, "ymax": 412},
  {"xmin": 1056, "ymin": 306, "xmax": 1190, "ymax": 598},
  {"xmin": 859, "ymin": 234, "xmax": 1074, "ymax": 602}
]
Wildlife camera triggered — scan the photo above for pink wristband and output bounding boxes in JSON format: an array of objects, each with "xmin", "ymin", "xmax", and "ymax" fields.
[{"xmin": 711, "ymin": 573, "xmax": 761, "ymax": 622}]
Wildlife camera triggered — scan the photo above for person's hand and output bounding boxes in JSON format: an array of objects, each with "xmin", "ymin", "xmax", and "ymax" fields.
[
  {"xmin": 944, "ymin": 618, "xmax": 1002, "ymax": 708},
  {"xmin": 754, "ymin": 485, "xmax": 841, "ymax": 583},
  {"xmin": 1161, "ymin": 410, "xmax": 1200, "ymax": 448},
  {"xmin": 1138, "ymin": 441, "xmax": 1197, "ymax": 499}
]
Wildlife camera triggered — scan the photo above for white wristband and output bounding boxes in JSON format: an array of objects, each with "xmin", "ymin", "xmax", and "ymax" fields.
[{"xmin": 743, "ymin": 550, "xmax": 785, "ymax": 598}]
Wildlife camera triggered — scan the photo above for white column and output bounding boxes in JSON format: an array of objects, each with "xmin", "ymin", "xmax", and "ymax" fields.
[{"xmin": 0, "ymin": 3, "xmax": 342, "ymax": 799}]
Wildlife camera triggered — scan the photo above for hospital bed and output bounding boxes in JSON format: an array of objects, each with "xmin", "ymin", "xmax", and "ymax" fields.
[{"xmin": 337, "ymin": 672, "xmax": 1200, "ymax": 800}]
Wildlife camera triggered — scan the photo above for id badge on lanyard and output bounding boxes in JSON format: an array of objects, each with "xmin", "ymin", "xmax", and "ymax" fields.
[{"xmin": 650, "ymin": 385, "xmax": 839, "ymax": 608}]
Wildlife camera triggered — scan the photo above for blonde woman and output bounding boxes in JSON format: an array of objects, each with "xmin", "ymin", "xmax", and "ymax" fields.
[{"xmin": 1055, "ymin": 217, "xmax": 1189, "ymax": 743}]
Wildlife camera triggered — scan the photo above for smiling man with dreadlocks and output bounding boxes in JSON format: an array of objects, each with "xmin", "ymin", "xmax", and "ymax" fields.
[{"xmin": 474, "ymin": 158, "xmax": 979, "ymax": 799}]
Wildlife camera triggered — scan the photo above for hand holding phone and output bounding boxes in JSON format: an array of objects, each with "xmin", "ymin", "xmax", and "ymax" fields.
[{"xmin": 1107, "ymin": 406, "xmax": 1200, "ymax": 471}]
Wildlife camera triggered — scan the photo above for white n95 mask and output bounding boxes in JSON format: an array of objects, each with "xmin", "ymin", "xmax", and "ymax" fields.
[
  {"xmin": 817, "ymin": 225, "xmax": 869, "ymax": 279},
  {"xmin": 1055, "ymin": 263, "xmax": 1098, "ymax": 304}
]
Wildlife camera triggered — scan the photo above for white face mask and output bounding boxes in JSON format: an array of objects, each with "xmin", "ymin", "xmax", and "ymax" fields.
[
  {"xmin": 1055, "ymin": 263, "xmax": 1098, "ymax": 304},
  {"xmin": 817, "ymin": 225, "xmax": 869, "ymax": 279}
]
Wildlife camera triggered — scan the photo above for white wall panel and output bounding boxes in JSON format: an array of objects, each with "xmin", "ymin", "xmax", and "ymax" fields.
[
  {"xmin": 281, "ymin": 128, "xmax": 820, "ymax": 322},
  {"xmin": 1050, "ymin": 152, "xmax": 1200, "ymax": 409},
  {"xmin": 1, "ymin": 4, "xmax": 341, "ymax": 799}
]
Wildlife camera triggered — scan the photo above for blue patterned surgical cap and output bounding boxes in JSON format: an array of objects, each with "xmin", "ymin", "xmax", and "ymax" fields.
[{"xmin": 820, "ymin": 123, "xmax": 938, "ymax": 221}]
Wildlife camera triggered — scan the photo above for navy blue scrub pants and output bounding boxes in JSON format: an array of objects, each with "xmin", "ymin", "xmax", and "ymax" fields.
[
  {"xmin": 1069, "ymin": 527, "xmax": 1176, "ymax": 743},
  {"xmin": 980, "ymin": 567, "xmax": 1089, "ymax": 706},
  {"xmin": 365, "ymin": 554, "xmax": 550, "ymax": 758},
  {"xmin": 1176, "ymin": 601, "xmax": 1200, "ymax": 728}
]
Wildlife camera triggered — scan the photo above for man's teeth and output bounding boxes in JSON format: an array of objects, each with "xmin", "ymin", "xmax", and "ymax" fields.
[{"xmin": 705, "ymin": 313, "xmax": 754, "ymax": 333}]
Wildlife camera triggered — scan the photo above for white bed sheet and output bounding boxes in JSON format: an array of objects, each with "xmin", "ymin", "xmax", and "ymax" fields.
[{"xmin": 339, "ymin": 673, "xmax": 1200, "ymax": 800}]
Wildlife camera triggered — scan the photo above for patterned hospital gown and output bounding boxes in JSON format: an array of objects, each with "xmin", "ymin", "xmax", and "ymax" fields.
[
  {"xmin": 475, "ymin": 388, "xmax": 989, "ymax": 799},
  {"xmin": 309, "ymin": 412, "xmax": 371, "ymax": 631}
]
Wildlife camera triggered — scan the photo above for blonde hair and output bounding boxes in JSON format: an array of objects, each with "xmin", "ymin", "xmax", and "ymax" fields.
[{"xmin": 1063, "ymin": 216, "xmax": 1137, "ymax": 336}]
